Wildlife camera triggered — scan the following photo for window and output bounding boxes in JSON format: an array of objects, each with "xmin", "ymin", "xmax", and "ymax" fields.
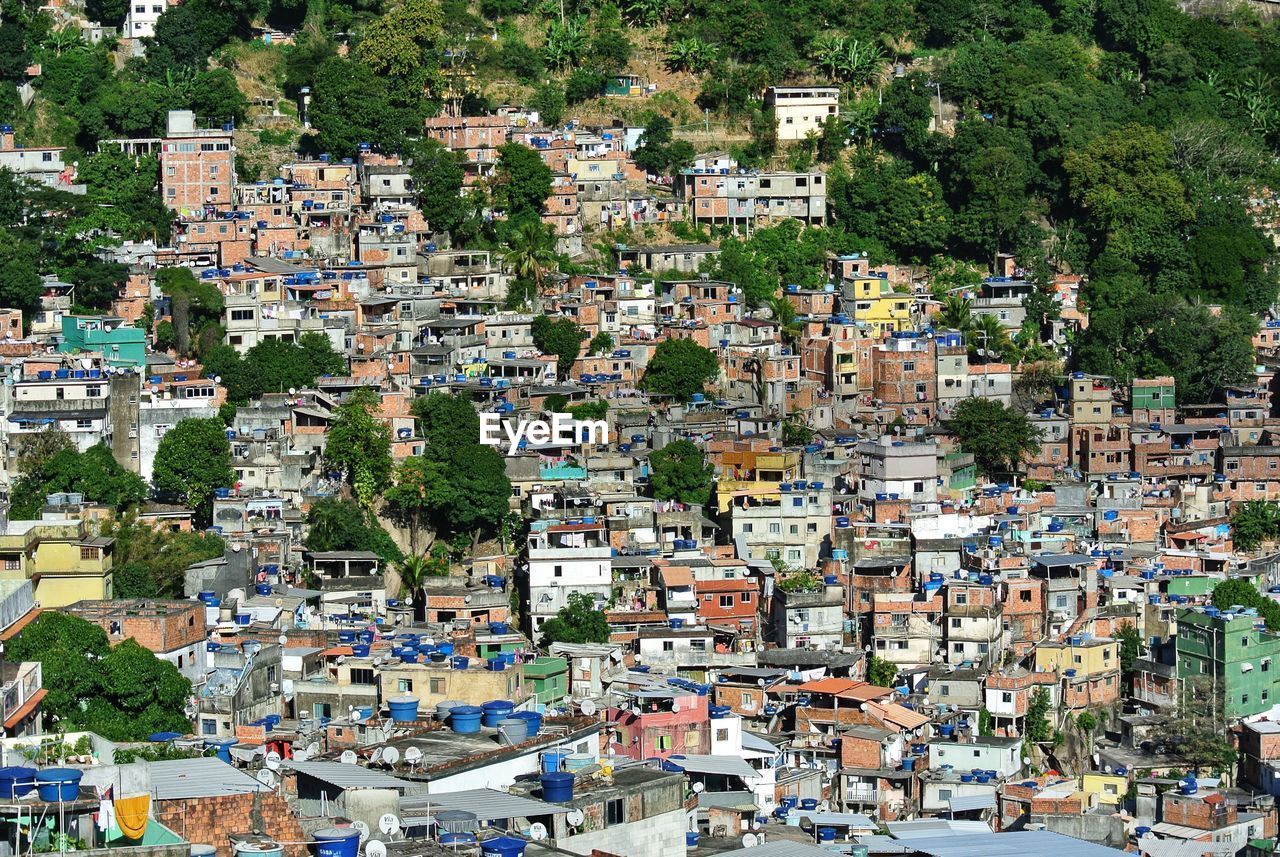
[
  {"xmin": 716, "ymin": 728, "xmax": 729, "ymax": 742},
  {"xmin": 554, "ymin": 565, "xmax": 563, "ymax": 578},
  {"xmin": 1002, "ymin": 692, "xmax": 1012, "ymax": 703},
  {"xmin": 656, "ymin": 735, "xmax": 672, "ymax": 750},
  {"xmin": 1243, "ymin": 693, "xmax": 1250, "ymax": 705},
  {"xmin": 741, "ymin": 592, "xmax": 751, "ymax": 603},
  {"xmin": 397, "ymin": 679, "xmax": 413, "ymax": 693},
  {"xmin": 606, "ymin": 799, "xmax": 624, "ymax": 825},
  {"xmin": 690, "ymin": 639, "xmax": 706, "ymax": 651},
  {"xmin": 1264, "ymin": 659, "xmax": 1271, "ymax": 673},
  {"xmin": 662, "ymin": 640, "xmax": 674, "ymax": 651},
  {"xmin": 201, "ymin": 718, "xmax": 218, "ymax": 736},
  {"xmin": 955, "ymin": 592, "xmax": 967, "ymax": 606},
  {"xmin": 430, "ymin": 677, "xmax": 445, "ymax": 693},
  {"xmin": 87, "ymin": 385, "xmax": 102, "ymax": 397},
  {"xmin": 950, "ymin": 618, "xmax": 962, "ymax": 629},
  {"xmin": 2, "ymin": 558, "xmax": 17, "ymax": 571},
  {"xmin": 903, "ymin": 361, "xmax": 916, "ymax": 371},
  {"xmin": 80, "ymin": 546, "xmax": 97, "ymax": 560},
  {"xmin": 769, "ymin": 523, "xmax": 781, "ymax": 534},
  {"xmin": 231, "ymin": 309, "xmax": 254, "ymax": 321},
  {"xmin": 76, "ymin": 419, "xmax": 92, "ymax": 429},
  {"xmin": 742, "ymin": 523, "xmax": 753, "ymax": 533},
  {"xmin": 720, "ymin": 595, "xmax": 734, "ymax": 608},
  {"xmin": 350, "ymin": 668, "xmax": 375, "ymax": 685},
  {"xmin": 1020, "ymin": 590, "xmax": 1032, "ymax": 603},
  {"xmin": 938, "ymin": 789, "xmax": 952, "ymax": 801}
]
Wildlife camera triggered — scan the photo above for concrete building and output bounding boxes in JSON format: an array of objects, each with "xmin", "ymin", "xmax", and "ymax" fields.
[
  {"xmin": 62, "ymin": 599, "xmax": 206, "ymax": 683},
  {"xmin": 765, "ymin": 86, "xmax": 840, "ymax": 141},
  {"xmin": 160, "ymin": 111, "xmax": 236, "ymax": 213}
]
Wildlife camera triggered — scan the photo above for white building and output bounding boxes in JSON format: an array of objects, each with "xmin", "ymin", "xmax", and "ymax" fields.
[
  {"xmin": 526, "ymin": 521, "xmax": 612, "ymax": 633},
  {"xmin": 123, "ymin": 0, "xmax": 167, "ymax": 38},
  {"xmin": 765, "ymin": 86, "xmax": 840, "ymax": 141}
]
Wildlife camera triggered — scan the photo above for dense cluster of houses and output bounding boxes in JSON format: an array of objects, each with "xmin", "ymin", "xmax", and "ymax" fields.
[{"xmin": 4, "ymin": 97, "xmax": 1280, "ymax": 857}]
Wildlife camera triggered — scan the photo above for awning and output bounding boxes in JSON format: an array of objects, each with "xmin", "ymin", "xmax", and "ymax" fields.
[
  {"xmin": 948, "ymin": 794, "xmax": 996, "ymax": 812},
  {"xmin": 400, "ymin": 789, "xmax": 570, "ymax": 821},
  {"xmin": 660, "ymin": 566, "xmax": 694, "ymax": 587},
  {"xmin": 667, "ymin": 754, "xmax": 760, "ymax": 780}
]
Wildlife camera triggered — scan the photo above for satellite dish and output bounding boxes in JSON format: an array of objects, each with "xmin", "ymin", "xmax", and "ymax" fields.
[
  {"xmin": 670, "ymin": 701, "xmax": 681, "ymax": 713},
  {"xmin": 255, "ymin": 769, "xmax": 277, "ymax": 788},
  {"xmin": 741, "ymin": 833, "xmax": 759, "ymax": 848},
  {"xmin": 340, "ymin": 750, "xmax": 358, "ymax": 764},
  {"xmin": 692, "ymin": 782, "xmax": 705, "ymax": 793},
  {"xmin": 265, "ymin": 750, "xmax": 281, "ymax": 770},
  {"xmin": 580, "ymin": 699, "xmax": 597, "ymax": 716},
  {"xmin": 818, "ymin": 800, "xmax": 830, "ymax": 812},
  {"xmin": 365, "ymin": 841, "xmax": 387, "ymax": 857},
  {"xmin": 1104, "ymin": 765, "xmax": 1113, "ymax": 774},
  {"xmin": 351, "ymin": 821, "xmax": 370, "ymax": 842},
  {"xmin": 404, "ymin": 747, "xmax": 423, "ymax": 768},
  {"xmin": 529, "ymin": 823, "xmax": 548, "ymax": 841},
  {"xmin": 293, "ymin": 747, "xmax": 310, "ymax": 762},
  {"xmin": 758, "ymin": 678, "xmax": 767, "ymax": 687},
  {"xmin": 308, "ymin": 742, "xmax": 321, "ymax": 756},
  {"xmin": 566, "ymin": 809, "xmax": 585, "ymax": 827},
  {"xmin": 382, "ymin": 746, "xmax": 400, "ymax": 766},
  {"xmin": 378, "ymin": 814, "xmax": 401, "ymax": 836}
]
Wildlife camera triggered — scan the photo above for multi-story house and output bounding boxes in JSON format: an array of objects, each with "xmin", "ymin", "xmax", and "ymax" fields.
[
  {"xmin": 765, "ymin": 86, "xmax": 840, "ymax": 141},
  {"xmin": 525, "ymin": 520, "xmax": 612, "ymax": 634},
  {"xmin": 676, "ymin": 167, "xmax": 826, "ymax": 231},
  {"xmin": 1034, "ymin": 634, "xmax": 1121, "ymax": 710},
  {"xmin": 770, "ymin": 578, "xmax": 844, "ymax": 649},
  {"xmin": 1177, "ymin": 606, "xmax": 1280, "ymax": 720},
  {"xmin": 160, "ymin": 111, "xmax": 235, "ymax": 213}
]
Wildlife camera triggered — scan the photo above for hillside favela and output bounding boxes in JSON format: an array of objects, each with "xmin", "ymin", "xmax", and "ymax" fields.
[{"xmin": 10, "ymin": 0, "xmax": 1280, "ymax": 854}]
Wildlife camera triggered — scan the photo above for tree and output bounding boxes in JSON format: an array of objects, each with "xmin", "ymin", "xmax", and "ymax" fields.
[
  {"xmin": 441, "ymin": 444, "xmax": 512, "ymax": 541},
  {"xmin": 530, "ymin": 84, "xmax": 567, "ymax": 128},
  {"xmin": 324, "ymin": 389, "xmax": 392, "ymax": 509},
  {"xmin": 589, "ymin": 331, "xmax": 615, "ymax": 355},
  {"xmin": 412, "ymin": 392, "xmax": 480, "ymax": 457},
  {"xmin": 408, "ymin": 138, "xmax": 468, "ymax": 238},
  {"xmin": 8, "ymin": 613, "xmax": 190, "ymax": 740},
  {"xmin": 11, "ymin": 444, "xmax": 147, "ymax": 520},
  {"xmin": 305, "ymin": 497, "xmax": 403, "ymax": 561},
  {"xmin": 107, "ymin": 515, "xmax": 224, "ymax": 598},
  {"xmin": 709, "ymin": 238, "xmax": 774, "ymax": 307},
  {"xmin": 948, "ymin": 397, "xmax": 1041, "ymax": 476},
  {"xmin": 395, "ymin": 552, "xmax": 447, "ymax": 621},
  {"xmin": 640, "ymin": 338, "xmax": 719, "ymax": 402},
  {"xmin": 1212, "ymin": 578, "xmax": 1280, "ymax": 633},
  {"xmin": 203, "ymin": 335, "xmax": 344, "ymax": 404},
  {"xmin": 384, "ymin": 455, "xmax": 449, "ymax": 554},
  {"xmin": 16, "ymin": 428, "xmax": 73, "ymax": 476},
  {"xmin": 1230, "ymin": 500, "xmax": 1280, "ymax": 553},
  {"xmin": 649, "ymin": 439, "xmax": 714, "ymax": 506},
  {"xmin": 1168, "ymin": 675, "xmax": 1237, "ymax": 773},
  {"xmin": 539, "ymin": 592, "xmax": 609, "ymax": 646},
  {"xmin": 493, "ymin": 143, "xmax": 552, "ymax": 223},
  {"xmin": 309, "ymin": 57, "xmax": 404, "ymax": 157},
  {"xmin": 144, "ymin": 0, "xmax": 236, "ymax": 77},
  {"xmin": 1116, "ymin": 621, "xmax": 1142, "ymax": 688},
  {"xmin": 158, "ymin": 266, "xmax": 223, "ymax": 356},
  {"xmin": 152, "ymin": 418, "xmax": 234, "ymax": 529},
  {"xmin": 531, "ymin": 315, "xmax": 584, "ymax": 379},
  {"xmin": 936, "ymin": 295, "xmax": 975, "ymax": 333},
  {"xmin": 1025, "ymin": 686, "xmax": 1053, "ymax": 743},
  {"xmin": 503, "ymin": 220, "xmax": 557, "ymax": 310},
  {"xmin": 867, "ymin": 655, "xmax": 898, "ymax": 687}
]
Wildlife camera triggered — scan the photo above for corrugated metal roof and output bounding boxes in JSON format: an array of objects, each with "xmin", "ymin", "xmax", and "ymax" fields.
[
  {"xmin": 947, "ymin": 794, "xmax": 997, "ymax": 812},
  {"xmin": 399, "ymin": 788, "xmax": 570, "ymax": 820},
  {"xmin": 667, "ymin": 754, "xmax": 760, "ymax": 779},
  {"xmin": 712, "ymin": 842, "xmax": 838, "ymax": 857},
  {"xmin": 149, "ymin": 757, "xmax": 271, "ymax": 800},
  {"xmin": 285, "ymin": 761, "xmax": 414, "ymax": 790},
  {"xmin": 894, "ymin": 830, "xmax": 1127, "ymax": 857},
  {"xmin": 789, "ymin": 810, "xmax": 876, "ymax": 828}
]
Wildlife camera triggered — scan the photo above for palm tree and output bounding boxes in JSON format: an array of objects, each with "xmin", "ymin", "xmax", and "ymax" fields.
[
  {"xmin": 544, "ymin": 16, "xmax": 587, "ymax": 70},
  {"xmin": 970, "ymin": 312, "xmax": 1013, "ymax": 364},
  {"xmin": 624, "ymin": 0, "xmax": 666, "ymax": 26},
  {"xmin": 42, "ymin": 26, "xmax": 86, "ymax": 56},
  {"xmin": 396, "ymin": 555, "xmax": 432, "ymax": 622},
  {"xmin": 937, "ymin": 295, "xmax": 975, "ymax": 333},
  {"xmin": 503, "ymin": 220, "xmax": 557, "ymax": 312}
]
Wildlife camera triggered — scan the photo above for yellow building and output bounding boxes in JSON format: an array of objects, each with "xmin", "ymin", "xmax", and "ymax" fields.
[
  {"xmin": 1034, "ymin": 637, "xmax": 1117, "ymax": 677},
  {"xmin": 378, "ymin": 660, "xmax": 527, "ymax": 707},
  {"xmin": 715, "ymin": 448, "xmax": 802, "ymax": 512},
  {"xmin": 0, "ymin": 521, "xmax": 113, "ymax": 607},
  {"xmin": 1080, "ymin": 772, "xmax": 1126, "ymax": 806},
  {"xmin": 847, "ymin": 276, "xmax": 913, "ymax": 337}
]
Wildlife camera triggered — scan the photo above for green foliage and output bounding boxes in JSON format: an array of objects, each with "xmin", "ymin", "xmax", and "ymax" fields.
[
  {"xmin": 1026, "ymin": 686, "xmax": 1053, "ymax": 743},
  {"xmin": 782, "ymin": 418, "xmax": 813, "ymax": 446},
  {"xmin": 9, "ymin": 614, "xmax": 191, "ymax": 741},
  {"xmin": 306, "ymin": 497, "xmax": 404, "ymax": 562},
  {"xmin": 632, "ymin": 115, "xmax": 694, "ymax": 176},
  {"xmin": 640, "ymin": 338, "xmax": 719, "ymax": 402},
  {"xmin": 1231, "ymin": 501, "xmax": 1280, "ymax": 553},
  {"xmin": 202, "ymin": 334, "xmax": 345, "ymax": 404},
  {"xmin": 324, "ymin": 389, "xmax": 393, "ymax": 509},
  {"xmin": 948, "ymin": 397, "xmax": 1041, "ymax": 476},
  {"xmin": 1212, "ymin": 578, "xmax": 1280, "ymax": 632},
  {"xmin": 493, "ymin": 142, "xmax": 553, "ymax": 223},
  {"xmin": 867, "ymin": 655, "xmax": 898, "ymax": 688},
  {"xmin": 107, "ymin": 515, "xmax": 225, "ymax": 598},
  {"xmin": 151, "ymin": 418, "xmax": 234, "ymax": 529},
  {"xmin": 531, "ymin": 84, "xmax": 567, "ymax": 128},
  {"xmin": 566, "ymin": 400, "xmax": 608, "ymax": 421},
  {"xmin": 1116, "ymin": 621, "xmax": 1142, "ymax": 681},
  {"xmin": 532, "ymin": 315, "xmax": 585, "ymax": 379},
  {"xmin": 408, "ymin": 138, "xmax": 470, "ymax": 240},
  {"xmin": 10, "ymin": 443, "xmax": 147, "ymax": 520},
  {"xmin": 309, "ymin": 57, "xmax": 406, "ymax": 157},
  {"xmin": 413, "ymin": 391, "xmax": 480, "ymax": 457},
  {"xmin": 539, "ymin": 592, "xmax": 609, "ymax": 646},
  {"xmin": 648, "ymin": 439, "xmax": 714, "ymax": 506},
  {"xmin": 589, "ymin": 331, "xmax": 615, "ymax": 355}
]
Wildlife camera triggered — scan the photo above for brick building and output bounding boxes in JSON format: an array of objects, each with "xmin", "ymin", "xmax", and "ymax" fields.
[
  {"xmin": 62, "ymin": 599, "xmax": 206, "ymax": 682},
  {"xmin": 160, "ymin": 110, "xmax": 236, "ymax": 213}
]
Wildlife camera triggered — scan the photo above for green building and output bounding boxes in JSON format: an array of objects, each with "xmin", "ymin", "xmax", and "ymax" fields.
[
  {"xmin": 1176, "ymin": 607, "xmax": 1280, "ymax": 719},
  {"xmin": 58, "ymin": 316, "xmax": 146, "ymax": 368},
  {"xmin": 1131, "ymin": 377, "xmax": 1176, "ymax": 414},
  {"xmin": 523, "ymin": 656, "xmax": 569, "ymax": 706},
  {"xmin": 944, "ymin": 451, "xmax": 977, "ymax": 493}
]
